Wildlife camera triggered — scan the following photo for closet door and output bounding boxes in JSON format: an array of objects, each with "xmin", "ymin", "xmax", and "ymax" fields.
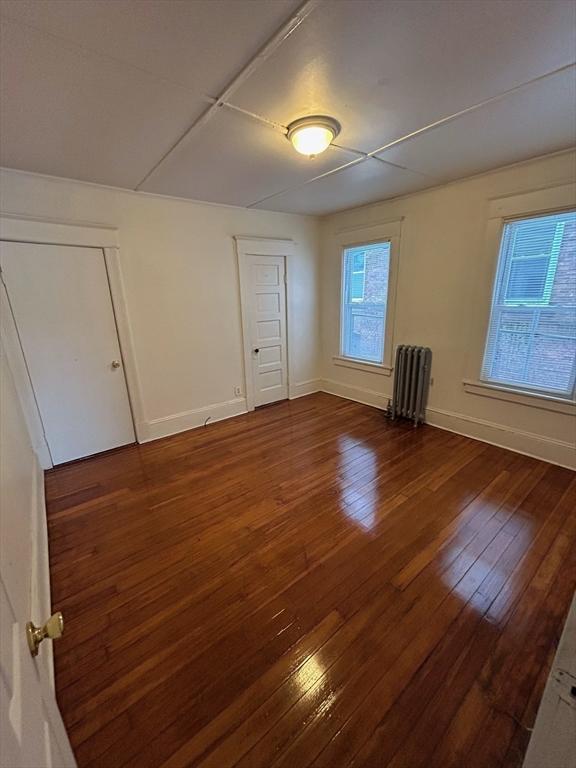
[{"xmin": 1, "ymin": 242, "xmax": 135, "ymax": 464}]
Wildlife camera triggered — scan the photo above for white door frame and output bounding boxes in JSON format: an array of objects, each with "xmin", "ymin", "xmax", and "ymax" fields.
[
  {"xmin": 0, "ymin": 214, "xmax": 146, "ymax": 464},
  {"xmin": 235, "ymin": 236, "xmax": 294, "ymax": 412}
]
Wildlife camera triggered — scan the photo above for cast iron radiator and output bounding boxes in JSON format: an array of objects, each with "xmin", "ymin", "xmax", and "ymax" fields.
[{"xmin": 388, "ymin": 345, "xmax": 432, "ymax": 426}]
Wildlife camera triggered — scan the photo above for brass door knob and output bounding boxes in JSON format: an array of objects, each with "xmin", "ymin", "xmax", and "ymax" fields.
[
  {"xmin": 26, "ymin": 612, "xmax": 64, "ymax": 657},
  {"xmin": 111, "ymin": 360, "xmax": 121, "ymax": 369}
]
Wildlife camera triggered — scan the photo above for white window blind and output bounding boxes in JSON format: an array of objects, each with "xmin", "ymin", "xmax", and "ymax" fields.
[
  {"xmin": 341, "ymin": 241, "xmax": 390, "ymax": 363},
  {"xmin": 481, "ymin": 210, "xmax": 576, "ymax": 398}
]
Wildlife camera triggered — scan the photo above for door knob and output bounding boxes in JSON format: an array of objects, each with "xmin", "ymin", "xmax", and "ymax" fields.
[
  {"xmin": 111, "ymin": 360, "xmax": 121, "ymax": 369},
  {"xmin": 253, "ymin": 348, "xmax": 260, "ymax": 354},
  {"xmin": 26, "ymin": 612, "xmax": 64, "ymax": 657}
]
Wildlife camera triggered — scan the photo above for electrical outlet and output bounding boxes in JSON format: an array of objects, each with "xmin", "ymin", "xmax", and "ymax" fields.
[{"xmin": 234, "ymin": 386, "xmax": 242, "ymax": 397}]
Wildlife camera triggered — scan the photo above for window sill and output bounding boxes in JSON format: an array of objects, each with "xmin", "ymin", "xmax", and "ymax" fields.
[
  {"xmin": 462, "ymin": 379, "xmax": 576, "ymax": 415},
  {"xmin": 333, "ymin": 356, "xmax": 393, "ymax": 376}
]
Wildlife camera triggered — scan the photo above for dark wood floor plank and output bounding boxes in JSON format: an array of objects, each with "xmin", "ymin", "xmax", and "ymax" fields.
[{"xmin": 44, "ymin": 393, "xmax": 576, "ymax": 768}]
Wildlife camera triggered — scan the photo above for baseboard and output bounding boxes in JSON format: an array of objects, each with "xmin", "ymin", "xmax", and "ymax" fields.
[
  {"xmin": 138, "ymin": 380, "xmax": 574, "ymax": 469},
  {"xmin": 321, "ymin": 378, "xmax": 391, "ymax": 411},
  {"xmin": 289, "ymin": 378, "xmax": 322, "ymax": 400},
  {"xmin": 139, "ymin": 381, "xmax": 323, "ymax": 443},
  {"xmin": 318, "ymin": 379, "xmax": 575, "ymax": 470},
  {"xmin": 426, "ymin": 407, "xmax": 576, "ymax": 470},
  {"xmin": 140, "ymin": 397, "xmax": 247, "ymax": 442}
]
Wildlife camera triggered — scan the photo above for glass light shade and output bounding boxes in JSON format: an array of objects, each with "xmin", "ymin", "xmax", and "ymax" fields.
[
  {"xmin": 290, "ymin": 125, "xmax": 334, "ymax": 156},
  {"xmin": 286, "ymin": 116, "xmax": 340, "ymax": 158}
]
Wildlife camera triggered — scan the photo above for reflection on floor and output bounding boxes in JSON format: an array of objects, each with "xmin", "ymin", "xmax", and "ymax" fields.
[{"xmin": 45, "ymin": 392, "xmax": 576, "ymax": 768}]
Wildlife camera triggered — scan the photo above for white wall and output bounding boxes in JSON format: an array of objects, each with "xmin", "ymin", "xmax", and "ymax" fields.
[
  {"xmin": 321, "ymin": 150, "xmax": 576, "ymax": 468},
  {"xmin": 0, "ymin": 170, "xmax": 321, "ymax": 442},
  {"xmin": 1, "ymin": 152, "xmax": 574, "ymax": 468}
]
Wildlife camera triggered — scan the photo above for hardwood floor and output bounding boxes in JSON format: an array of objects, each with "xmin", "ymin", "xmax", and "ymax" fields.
[{"xmin": 45, "ymin": 393, "xmax": 576, "ymax": 768}]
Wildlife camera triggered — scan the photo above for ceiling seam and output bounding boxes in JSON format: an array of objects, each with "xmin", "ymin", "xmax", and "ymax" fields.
[
  {"xmin": 213, "ymin": 100, "xmax": 441, "ymax": 179},
  {"xmin": 369, "ymin": 155, "xmax": 440, "ymax": 178},
  {"xmin": 331, "ymin": 144, "xmax": 439, "ymax": 178},
  {"xmin": 3, "ymin": 145, "xmax": 572, "ymax": 212},
  {"xmin": 218, "ymin": 100, "xmax": 288, "ymax": 133},
  {"xmin": 0, "ymin": 12, "xmax": 215, "ymax": 101},
  {"xmin": 133, "ymin": 0, "xmax": 323, "ymax": 191},
  {"xmin": 9, "ymin": 5, "xmax": 570, "ymax": 209},
  {"xmin": 215, "ymin": 101, "xmax": 438, "ymax": 177},
  {"xmin": 246, "ymin": 60, "xmax": 576, "ymax": 208},
  {"xmin": 247, "ymin": 155, "xmax": 365, "ymax": 209},
  {"xmin": 366, "ymin": 61, "xmax": 576, "ymax": 160}
]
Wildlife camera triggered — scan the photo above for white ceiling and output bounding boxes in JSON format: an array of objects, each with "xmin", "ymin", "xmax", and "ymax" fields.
[{"xmin": 1, "ymin": 0, "xmax": 574, "ymax": 215}]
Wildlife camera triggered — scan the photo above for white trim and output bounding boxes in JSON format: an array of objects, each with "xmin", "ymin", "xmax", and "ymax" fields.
[
  {"xmin": 335, "ymin": 221, "xmax": 401, "ymax": 372},
  {"xmin": 464, "ymin": 215, "xmax": 504, "ymax": 384},
  {"xmin": 464, "ymin": 183, "xmax": 576, "ymax": 411},
  {"xmin": 288, "ymin": 378, "xmax": 322, "ymax": 399},
  {"xmin": 0, "ymin": 166, "xmax": 319, "ymax": 217},
  {"xmin": 317, "ymin": 380, "xmax": 575, "ymax": 469},
  {"xmin": 2, "ymin": 149, "xmax": 573, "ymax": 222},
  {"xmin": 102, "ymin": 248, "xmax": 147, "ymax": 442},
  {"xmin": 333, "ymin": 355, "xmax": 393, "ymax": 376},
  {"xmin": 462, "ymin": 379, "xmax": 576, "ymax": 415},
  {"xmin": 321, "ymin": 377, "xmax": 391, "ymax": 410},
  {"xmin": 0, "ymin": 213, "xmax": 119, "ymax": 248},
  {"xmin": 488, "ymin": 182, "xmax": 576, "ymax": 219},
  {"xmin": 0, "ymin": 277, "xmax": 53, "ymax": 468},
  {"xmin": 321, "ymin": 147, "xmax": 575, "ymax": 221},
  {"xmin": 335, "ymin": 218, "xmax": 403, "ymax": 242},
  {"xmin": 234, "ymin": 235, "xmax": 295, "ymax": 255},
  {"xmin": 426, "ymin": 406, "xmax": 576, "ymax": 471},
  {"xmin": 0, "ymin": 217, "xmax": 143, "ymax": 443},
  {"xmin": 140, "ymin": 397, "xmax": 247, "ymax": 442},
  {"xmin": 235, "ymin": 236, "xmax": 294, "ymax": 412},
  {"xmin": 0, "ymin": 284, "xmax": 53, "ymax": 469}
]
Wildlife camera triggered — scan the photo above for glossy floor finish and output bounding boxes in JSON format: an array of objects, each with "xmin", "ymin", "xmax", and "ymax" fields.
[{"xmin": 45, "ymin": 393, "xmax": 576, "ymax": 768}]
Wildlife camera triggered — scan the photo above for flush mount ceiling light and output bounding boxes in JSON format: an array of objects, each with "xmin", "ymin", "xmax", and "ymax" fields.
[{"xmin": 286, "ymin": 115, "xmax": 341, "ymax": 158}]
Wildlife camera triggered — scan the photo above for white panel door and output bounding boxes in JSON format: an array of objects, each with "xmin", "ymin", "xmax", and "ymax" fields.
[
  {"xmin": 0, "ymin": 340, "xmax": 76, "ymax": 767},
  {"xmin": 0, "ymin": 242, "xmax": 135, "ymax": 464},
  {"xmin": 246, "ymin": 254, "xmax": 288, "ymax": 407}
]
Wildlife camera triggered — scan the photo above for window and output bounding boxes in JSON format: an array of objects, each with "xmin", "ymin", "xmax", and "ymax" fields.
[
  {"xmin": 341, "ymin": 241, "xmax": 391, "ymax": 364},
  {"xmin": 481, "ymin": 210, "xmax": 576, "ymax": 398}
]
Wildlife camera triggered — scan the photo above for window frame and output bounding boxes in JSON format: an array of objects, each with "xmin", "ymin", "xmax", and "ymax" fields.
[
  {"xmin": 340, "ymin": 241, "xmax": 390, "ymax": 364},
  {"xmin": 464, "ymin": 183, "xmax": 576, "ymax": 412},
  {"xmin": 333, "ymin": 221, "xmax": 401, "ymax": 376}
]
